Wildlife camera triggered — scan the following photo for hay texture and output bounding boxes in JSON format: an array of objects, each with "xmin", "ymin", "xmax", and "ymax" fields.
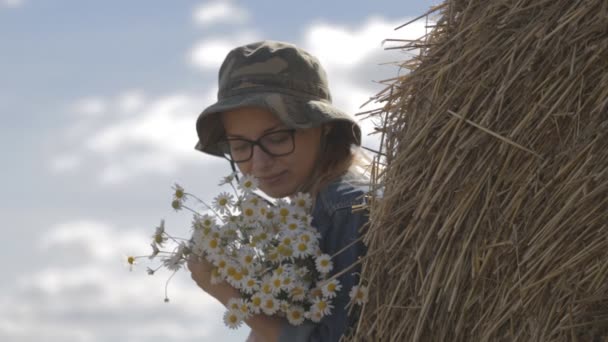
[{"xmin": 351, "ymin": 0, "xmax": 608, "ymax": 341}]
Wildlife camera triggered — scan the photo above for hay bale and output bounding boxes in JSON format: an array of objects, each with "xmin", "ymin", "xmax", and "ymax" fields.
[{"xmin": 351, "ymin": 0, "xmax": 608, "ymax": 341}]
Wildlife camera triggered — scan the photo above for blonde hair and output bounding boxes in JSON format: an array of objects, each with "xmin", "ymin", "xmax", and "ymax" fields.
[{"xmin": 298, "ymin": 122, "xmax": 372, "ymax": 197}]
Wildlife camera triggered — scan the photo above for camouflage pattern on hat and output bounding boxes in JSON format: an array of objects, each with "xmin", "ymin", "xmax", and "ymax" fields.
[{"xmin": 195, "ymin": 40, "xmax": 361, "ymax": 157}]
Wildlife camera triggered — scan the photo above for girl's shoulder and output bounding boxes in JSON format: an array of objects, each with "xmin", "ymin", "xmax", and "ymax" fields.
[{"xmin": 316, "ymin": 169, "xmax": 371, "ymax": 215}]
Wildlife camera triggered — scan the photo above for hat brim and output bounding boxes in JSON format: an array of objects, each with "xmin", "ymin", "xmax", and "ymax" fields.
[{"xmin": 195, "ymin": 92, "xmax": 361, "ymax": 157}]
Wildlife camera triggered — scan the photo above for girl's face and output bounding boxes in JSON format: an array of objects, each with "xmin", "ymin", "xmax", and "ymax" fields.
[{"xmin": 221, "ymin": 106, "xmax": 324, "ymax": 198}]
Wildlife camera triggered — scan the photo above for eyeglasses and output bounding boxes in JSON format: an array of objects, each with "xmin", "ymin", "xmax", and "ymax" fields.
[{"xmin": 217, "ymin": 129, "xmax": 296, "ymax": 163}]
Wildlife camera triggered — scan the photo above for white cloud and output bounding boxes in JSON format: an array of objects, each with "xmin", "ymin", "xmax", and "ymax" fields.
[
  {"xmin": 2, "ymin": 0, "xmax": 23, "ymax": 8},
  {"xmin": 299, "ymin": 16, "xmax": 430, "ymax": 152},
  {"xmin": 117, "ymin": 89, "xmax": 145, "ymax": 113},
  {"xmin": 72, "ymin": 97, "xmax": 106, "ymax": 117},
  {"xmin": 190, "ymin": 31, "xmax": 260, "ymax": 70},
  {"xmin": 37, "ymin": 220, "xmax": 148, "ymax": 262},
  {"xmin": 0, "ymin": 219, "xmax": 250, "ymax": 341},
  {"xmin": 54, "ymin": 89, "xmax": 223, "ymax": 184},
  {"xmin": 193, "ymin": 1, "xmax": 249, "ymax": 27}
]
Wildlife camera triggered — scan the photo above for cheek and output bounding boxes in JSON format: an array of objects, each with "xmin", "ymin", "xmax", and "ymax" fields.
[
  {"xmin": 236, "ymin": 161, "xmax": 252, "ymax": 175},
  {"xmin": 290, "ymin": 137, "xmax": 320, "ymax": 175}
]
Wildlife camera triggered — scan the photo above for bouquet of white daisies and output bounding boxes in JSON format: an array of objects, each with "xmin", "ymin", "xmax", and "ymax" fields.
[{"xmin": 129, "ymin": 173, "xmax": 368, "ymax": 329}]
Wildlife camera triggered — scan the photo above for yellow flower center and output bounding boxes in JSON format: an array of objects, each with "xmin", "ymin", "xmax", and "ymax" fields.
[
  {"xmin": 252, "ymin": 297, "xmax": 261, "ymax": 306},
  {"xmin": 127, "ymin": 256, "xmax": 135, "ymax": 265},
  {"xmin": 245, "ymin": 208, "xmax": 254, "ymax": 216},
  {"xmin": 219, "ymin": 198, "xmax": 227, "ymax": 206},
  {"xmin": 297, "ymin": 243, "xmax": 307, "ymax": 252},
  {"xmin": 279, "ymin": 208, "xmax": 290, "ymax": 217},
  {"xmin": 209, "ymin": 239, "xmax": 218, "ymax": 249},
  {"xmin": 318, "ymin": 301, "xmax": 327, "ymax": 310},
  {"xmin": 328, "ymin": 283, "xmax": 336, "ymax": 292}
]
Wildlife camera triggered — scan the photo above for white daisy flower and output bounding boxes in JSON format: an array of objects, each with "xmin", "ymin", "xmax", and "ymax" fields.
[
  {"xmin": 261, "ymin": 295, "xmax": 279, "ymax": 315},
  {"xmin": 279, "ymin": 300, "xmax": 291, "ymax": 314},
  {"xmin": 295, "ymin": 266, "xmax": 309, "ymax": 278},
  {"xmin": 284, "ymin": 217, "xmax": 302, "ymax": 232},
  {"xmin": 172, "ymin": 183, "xmax": 185, "ymax": 200},
  {"xmin": 249, "ymin": 292, "xmax": 264, "ymax": 314},
  {"xmin": 238, "ymin": 174, "xmax": 259, "ymax": 193},
  {"xmin": 152, "ymin": 219, "xmax": 167, "ymax": 247},
  {"xmin": 240, "ymin": 202, "xmax": 258, "ymax": 223},
  {"xmin": 292, "ymin": 240, "xmax": 313, "ymax": 258},
  {"xmin": 277, "ymin": 244, "xmax": 294, "ymax": 261},
  {"xmin": 218, "ymin": 172, "xmax": 237, "ymax": 186},
  {"xmin": 238, "ymin": 248, "xmax": 256, "ymax": 268},
  {"xmin": 260, "ymin": 279, "xmax": 274, "ymax": 296},
  {"xmin": 315, "ymin": 254, "xmax": 333, "ymax": 274},
  {"xmin": 212, "ymin": 192, "xmax": 234, "ymax": 214},
  {"xmin": 269, "ymin": 274, "xmax": 284, "ymax": 294},
  {"xmin": 306, "ymin": 309, "xmax": 324, "ymax": 323},
  {"xmin": 241, "ymin": 276, "xmax": 259, "ymax": 295},
  {"xmin": 193, "ymin": 214, "xmax": 216, "ymax": 231},
  {"xmin": 290, "ymin": 192, "xmax": 312, "ymax": 211},
  {"xmin": 223, "ymin": 308, "xmax": 244, "ymax": 329},
  {"xmin": 277, "ymin": 203, "xmax": 294, "ymax": 222},
  {"xmin": 349, "ymin": 285, "xmax": 369, "ymax": 305},
  {"xmin": 162, "ymin": 253, "xmax": 184, "ymax": 271},
  {"xmin": 286, "ymin": 305, "xmax": 306, "ymax": 326},
  {"xmin": 289, "ymin": 285, "xmax": 306, "ymax": 301},
  {"xmin": 202, "ymin": 236, "xmax": 222, "ymax": 255},
  {"xmin": 311, "ymin": 297, "xmax": 333, "ymax": 316},
  {"xmin": 321, "ymin": 279, "xmax": 342, "ymax": 299},
  {"xmin": 227, "ymin": 298, "xmax": 252, "ymax": 319}
]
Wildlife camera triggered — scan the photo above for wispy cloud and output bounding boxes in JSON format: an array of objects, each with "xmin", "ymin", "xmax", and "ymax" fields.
[
  {"xmin": 189, "ymin": 31, "xmax": 260, "ymax": 70},
  {"xmin": 71, "ymin": 97, "xmax": 106, "ymax": 117},
  {"xmin": 1, "ymin": 0, "xmax": 24, "ymax": 8},
  {"xmin": 300, "ymin": 16, "xmax": 429, "ymax": 151},
  {"xmin": 193, "ymin": 1, "xmax": 249, "ymax": 27},
  {"xmin": 53, "ymin": 90, "xmax": 221, "ymax": 184},
  {"xmin": 0, "ymin": 219, "xmax": 248, "ymax": 341}
]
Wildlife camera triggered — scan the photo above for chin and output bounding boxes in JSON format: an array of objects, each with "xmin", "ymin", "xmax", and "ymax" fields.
[{"xmin": 261, "ymin": 183, "xmax": 295, "ymax": 199}]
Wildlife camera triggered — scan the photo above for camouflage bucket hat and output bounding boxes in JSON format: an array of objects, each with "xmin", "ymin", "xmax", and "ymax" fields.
[{"xmin": 195, "ymin": 40, "xmax": 362, "ymax": 157}]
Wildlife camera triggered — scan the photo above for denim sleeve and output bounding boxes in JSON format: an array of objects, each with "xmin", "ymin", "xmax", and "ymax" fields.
[{"xmin": 278, "ymin": 192, "xmax": 368, "ymax": 342}]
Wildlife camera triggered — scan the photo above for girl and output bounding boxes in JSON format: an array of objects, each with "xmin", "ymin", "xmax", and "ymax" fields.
[{"xmin": 188, "ymin": 40, "xmax": 370, "ymax": 342}]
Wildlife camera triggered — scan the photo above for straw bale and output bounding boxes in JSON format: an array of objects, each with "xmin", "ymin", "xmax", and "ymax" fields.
[{"xmin": 349, "ymin": 0, "xmax": 608, "ymax": 341}]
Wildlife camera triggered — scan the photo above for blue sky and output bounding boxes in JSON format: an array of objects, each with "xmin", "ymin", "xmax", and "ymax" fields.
[{"xmin": 1, "ymin": 0, "xmax": 436, "ymax": 340}]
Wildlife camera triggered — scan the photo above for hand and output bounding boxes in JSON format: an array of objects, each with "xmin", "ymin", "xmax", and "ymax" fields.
[
  {"xmin": 186, "ymin": 253, "xmax": 215, "ymax": 292},
  {"xmin": 187, "ymin": 253, "xmax": 241, "ymax": 307}
]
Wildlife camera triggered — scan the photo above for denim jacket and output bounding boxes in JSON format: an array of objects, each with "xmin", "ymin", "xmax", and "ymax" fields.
[{"xmin": 278, "ymin": 169, "xmax": 370, "ymax": 342}]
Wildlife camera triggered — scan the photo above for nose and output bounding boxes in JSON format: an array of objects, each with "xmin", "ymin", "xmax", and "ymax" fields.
[{"xmin": 250, "ymin": 144, "xmax": 273, "ymax": 172}]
